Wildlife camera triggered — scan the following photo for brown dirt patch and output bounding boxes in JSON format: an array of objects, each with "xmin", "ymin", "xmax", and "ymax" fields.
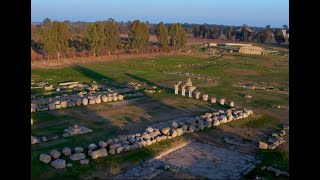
[
  {"xmin": 196, "ymin": 81, "xmax": 219, "ymax": 88},
  {"xmin": 224, "ymin": 68, "xmax": 260, "ymax": 76},
  {"xmin": 223, "ymin": 55, "xmax": 236, "ymax": 60}
]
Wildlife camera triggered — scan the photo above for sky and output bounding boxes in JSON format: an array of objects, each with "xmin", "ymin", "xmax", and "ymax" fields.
[{"xmin": 31, "ymin": 0, "xmax": 289, "ymax": 28}]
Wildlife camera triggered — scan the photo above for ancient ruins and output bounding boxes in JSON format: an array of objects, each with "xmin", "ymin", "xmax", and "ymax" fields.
[
  {"xmin": 174, "ymin": 78, "xmax": 235, "ymax": 107},
  {"xmin": 259, "ymin": 124, "xmax": 289, "ymax": 150},
  {"xmin": 63, "ymin": 125, "xmax": 93, "ymax": 137},
  {"xmin": 39, "ymin": 107, "xmax": 254, "ymax": 169}
]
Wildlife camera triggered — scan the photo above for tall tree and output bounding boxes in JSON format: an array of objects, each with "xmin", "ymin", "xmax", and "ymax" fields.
[
  {"xmin": 86, "ymin": 23, "xmax": 104, "ymax": 57},
  {"xmin": 255, "ymin": 28, "xmax": 268, "ymax": 43},
  {"xmin": 169, "ymin": 23, "xmax": 186, "ymax": 49},
  {"xmin": 274, "ymin": 29, "xmax": 286, "ymax": 44},
  {"xmin": 156, "ymin": 22, "xmax": 169, "ymax": 51},
  {"xmin": 51, "ymin": 21, "xmax": 70, "ymax": 59},
  {"xmin": 192, "ymin": 25, "xmax": 200, "ymax": 38},
  {"xmin": 39, "ymin": 26, "xmax": 55, "ymax": 60},
  {"xmin": 128, "ymin": 20, "xmax": 149, "ymax": 53},
  {"xmin": 42, "ymin": 18, "xmax": 52, "ymax": 27},
  {"xmin": 104, "ymin": 21, "xmax": 120, "ymax": 55}
]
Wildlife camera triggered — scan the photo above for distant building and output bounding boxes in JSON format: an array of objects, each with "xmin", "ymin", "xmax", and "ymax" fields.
[
  {"xmin": 239, "ymin": 46, "xmax": 263, "ymax": 55},
  {"xmin": 282, "ymin": 30, "xmax": 287, "ymax": 37},
  {"xmin": 225, "ymin": 43, "xmax": 252, "ymax": 48}
]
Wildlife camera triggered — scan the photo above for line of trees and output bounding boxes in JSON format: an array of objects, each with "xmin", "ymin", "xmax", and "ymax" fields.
[
  {"xmin": 191, "ymin": 23, "xmax": 288, "ymax": 44},
  {"xmin": 31, "ymin": 18, "xmax": 288, "ymax": 61},
  {"xmin": 31, "ymin": 18, "xmax": 187, "ymax": 60}
]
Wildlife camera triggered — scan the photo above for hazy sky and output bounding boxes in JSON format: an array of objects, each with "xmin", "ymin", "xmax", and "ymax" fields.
[{"xmin": 32, "ymin": 0, "xmax": 289, "ymax": 27}]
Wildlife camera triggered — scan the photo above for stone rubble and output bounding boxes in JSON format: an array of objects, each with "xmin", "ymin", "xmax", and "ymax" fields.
[
  {"xmin": 62, "ymin": 125, "xmax": 93, "ymax": 137},
  {"xmin": 31, "ymin": 91, "xmax": 125, "ymax": 113},
  {"xmin": 259, "ymin": 125, "xmax": 289, "ymax": 150},
  {"xmin": 40, "ymin": 107, "xmax": 254, "ymax": 170}
]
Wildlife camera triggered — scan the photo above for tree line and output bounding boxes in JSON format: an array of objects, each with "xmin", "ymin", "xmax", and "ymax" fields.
[
  {"xmin": 31, "ymin": 18, "xmax": 288, "ymax": 61},
  {"xmin": 31, "ymin": 18, "xmax": 187, "ymax": 60},
  {"xmin": 191, "ymin": 24, "xmax": 288, "ymax": 44}
]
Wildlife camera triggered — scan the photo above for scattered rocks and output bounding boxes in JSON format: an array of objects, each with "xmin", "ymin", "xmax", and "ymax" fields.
[
  {"xmin": 51, "ymin": 159, "xmax": 66, "ymax": 169},
  {"xmin": 258, "ymin": 125, "xmax": 289, "ymax": 150},
  {"xmin": 62, "ymin": 147, "xmax": 72, "ymax": 156},
  {"xmin": 259, "ymin": 142, "xmax": 268, "ymax": 149},
  {"xmin": 70, "ymin": 153, "xmax": 86, "ymax": 161},
  {"xmin": 31, "ymin": 136, "xmax": 40, "ymax": 144},
  {"xmin": 40, "ymin": 153, "xmax": 52, "ymax": 164},
  {"xmin": 91, "ymin": 148, "xmax": 108, "ymax": 159},
  {"xmin": 50, "ymin": 150, "xmax": 61, "ymax": 159},
  {"xmin": 171, "ymin": 122, "xmax": 178, "ymax": 129},
  {"xmin": 98, "ymin": 141, "xmax": 108, "ymax": 148},
  {"xmin": 88, "ymin": 143, "xmax": 98, "ymax": 150},
  {"xmin": 74, "ymin": 147, "xmax": 84, "ymax": 153}
]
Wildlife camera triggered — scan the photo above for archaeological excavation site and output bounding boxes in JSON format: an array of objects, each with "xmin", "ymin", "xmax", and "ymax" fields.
[{"xmin": 31, "ymin": 50, "xmax": 289, "ymax": 179}]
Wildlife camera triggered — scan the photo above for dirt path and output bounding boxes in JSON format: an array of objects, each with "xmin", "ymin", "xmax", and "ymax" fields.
[{"xmin": 114, "ymin": 142, "xmax": 257, "ymax": 179}]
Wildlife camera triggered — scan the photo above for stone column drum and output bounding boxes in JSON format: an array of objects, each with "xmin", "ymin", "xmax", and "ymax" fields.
[
  {"xmin": 229, "ymin": 101, "xmax": 235, "ymax": 107},
  {"xmin": 220, "ymin": 98, "xmax": 225, "ymax": 105},
  {"xmin": 195, "ymin": 92, "xmax": 200, "ymax": 99},
  {"xmin": 210, "ymin": 97, "xmax": 216, "ymax": 103},
  {"xmin": 202, "ymin": 94, "xmax": 209, "ymax": 101}
]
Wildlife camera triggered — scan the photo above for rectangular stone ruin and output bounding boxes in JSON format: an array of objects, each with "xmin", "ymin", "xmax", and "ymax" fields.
[
  {"xmin": 62, "ymin": 125, "xmax": 93, "ymax": 137},
  {"xmin": 58, "ymin": 81, "xmax": 79, "ymax": 86}
]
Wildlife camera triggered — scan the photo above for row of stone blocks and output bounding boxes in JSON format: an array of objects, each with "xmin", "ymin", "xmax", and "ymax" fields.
[
  {"xmin": 39, "ymin": 108, "xmax": 253, "ymax": 170},
  {"xmin": 31, "ymin": 93, "xmax": 124, "ymax": 112},
  {"xmin": 175, "ymin": 90, "xmax": 235, "ymax": 107}
]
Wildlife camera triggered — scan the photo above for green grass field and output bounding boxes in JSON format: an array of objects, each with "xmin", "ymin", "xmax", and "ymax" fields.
[{"xmin": 31, "ymin": 52, "xmax": 289, "ymax": 179}]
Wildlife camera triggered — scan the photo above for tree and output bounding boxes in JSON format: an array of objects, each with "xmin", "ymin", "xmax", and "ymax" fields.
[
  {"xmin": 274, "ymin": 29, "xmax": 286, "ymax": 44},
  {"xmin": 39, "ymin": 26, "xmax": 55, "ymax": 60},
  {"xmin": 51, "ymin": 21, "xmax": 70, "ymax": 59},
  {"xmin": 169, "ymin": 23, "xmax": 186, "ymax": 49},
  {"xmin": 282, "ymin": 24, "xmax": 289, "ymax": 30},
  {"xmin": 192, "ymin": 25, "xmax": 200, "ymax": 38},
  {"xmin": 42, "ymin": 18, "xmax": 52, "ymax": 27},
  {"xmin": 104, "ymin": 21, "xmax": 119, "ymax": 55},
  {"xmin": 156, "ymin": 22, "xmax": 169, "ymax": 51},
  {"xmin": 128, "ymin": 20, "xmax": 149, "ymax": 53},
  {"xmin": 255, "ymin": 28, "xmax": 268, "ymax": 43},
  {"xmin": 86, "ymin": 23, "xmax": 104, "ymax": 57},
  {"xmin": 224, "ymin": 26, "xmax": 235, "ymax": 40}
]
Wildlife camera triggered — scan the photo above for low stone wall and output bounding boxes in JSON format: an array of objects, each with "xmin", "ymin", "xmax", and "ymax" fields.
[
  {"xmin": 39, "ymin": 107, "xmax": 253, "ymax": 170},
  {"xmin": 31, "ymin": 92, "xmax": 125, "ymax": 112},
  {"xmin": 259, "ymin": 125, "xmax": 289, "ymax": 150}
]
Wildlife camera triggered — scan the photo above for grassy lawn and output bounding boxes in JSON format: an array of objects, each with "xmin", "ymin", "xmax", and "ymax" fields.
[{"xmin": 31, "ymin": 53, "xmax": 288, "ymax": 179}]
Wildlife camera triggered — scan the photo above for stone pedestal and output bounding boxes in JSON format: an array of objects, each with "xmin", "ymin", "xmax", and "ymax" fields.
[
  {"xmin": 220, "ymin": 98, "xmax": 225, "ymax": 105},
  {"xmin": 195, "ymin": 92, "xmax": 200, "ymax": 99},
  {"xmin": 210, "ymin": 97, "xmax": 216, "ymax": 103},
  {"xmin": 202, "ymin": 94, "xmax": 209, "ymax": 101},
  {"xmin": 229, "ymin": 101, "xmax": 235, "ymax": 107}
]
